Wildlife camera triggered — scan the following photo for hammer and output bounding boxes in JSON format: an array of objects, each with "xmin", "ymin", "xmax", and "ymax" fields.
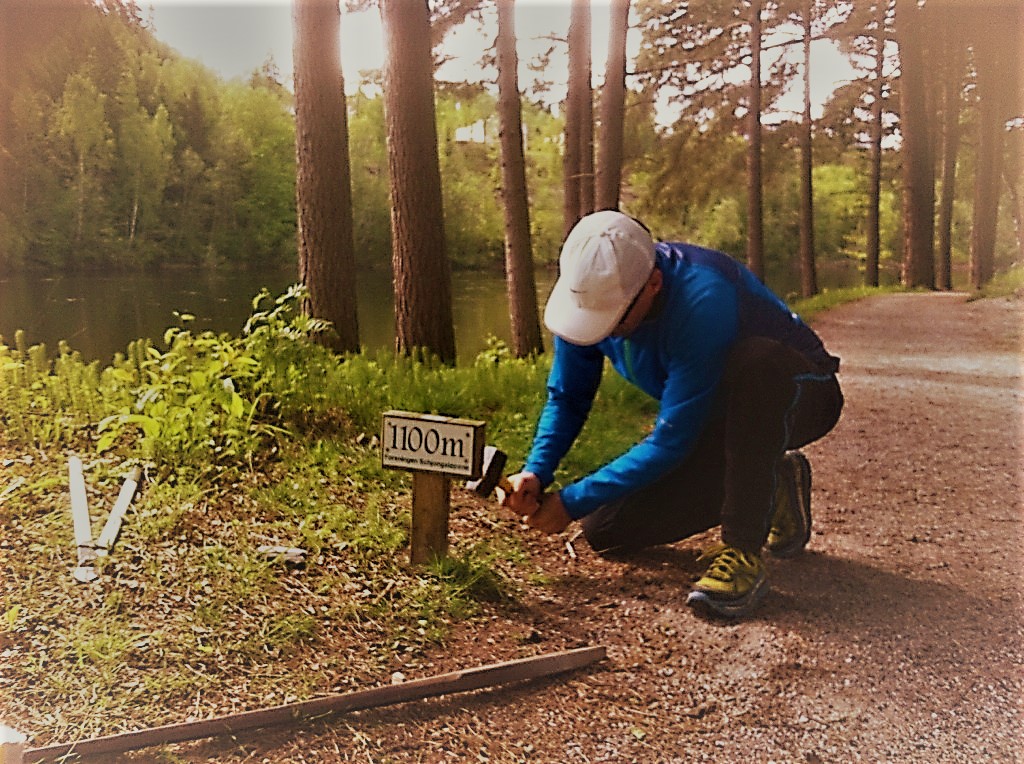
[{"xmin": 466, "ymin": 446, "xmax": 512, "ymax": 498}]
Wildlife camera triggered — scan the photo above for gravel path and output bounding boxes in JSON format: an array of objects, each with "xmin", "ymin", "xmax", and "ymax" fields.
[{"xmin": 84, "ymin": 292, "xmax": 1024, "ymax": 763}]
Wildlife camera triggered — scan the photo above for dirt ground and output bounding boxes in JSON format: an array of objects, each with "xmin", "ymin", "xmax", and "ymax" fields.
[{"xmin": 26, "ymin": 292, "xmax": 1024, "ymax": 763}]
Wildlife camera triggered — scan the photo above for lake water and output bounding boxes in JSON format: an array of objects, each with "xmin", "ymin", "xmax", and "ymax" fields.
[{"xmin": 0, "ymin": 267, "xmax": 557, "ymax": 365}]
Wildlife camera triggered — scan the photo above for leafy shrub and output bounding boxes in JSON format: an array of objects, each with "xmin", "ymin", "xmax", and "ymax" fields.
[
  {"xmin": 96, "ymin": 318, "xmax": 282, "ymax": 476},
  {"xmin": 0, "ymin": 331, "xmax": 106, "ymax": 446}
]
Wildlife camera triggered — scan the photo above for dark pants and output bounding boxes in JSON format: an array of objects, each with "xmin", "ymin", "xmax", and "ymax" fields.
[{"xmin": 581, "ymin": 337, "xmax": 844, "ymax": 555}]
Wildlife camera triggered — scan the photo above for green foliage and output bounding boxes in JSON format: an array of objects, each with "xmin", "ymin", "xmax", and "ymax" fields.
[
  {"xmin": 628, "ymin": 118, "xmax": 908, "ymax": 296},
  {"xmin": 1, "ymin": 0, "xmax": 1018, "ymax": 292},
  {"xmin": 972, "ymin": 263, "xmax": 1024, "ymax": 300},
  {"xmin": 93, "ymin": 286, "xmax": 340, "ymax": 477},
  {"xmin": 207, "ymin": 82, "xmax": 297, "ymax": 267},
  {"xmin": 348, "ymin": 92, "xmax": 393, "ymax": 265},
  {"xmin": 811, "ymin": 164, "xmax": 867, "ymax": 260},
  {"xmin": 95, "ymin": 315, "xmax": 283, "ymax": 477},
  {"xmin": 423, "ymin": 548, "xmax": 516, "ymax": 623},
  {"xmin": 0, "ymin": 282, "xmax": 622, "ymax": 537},
  {"xmin": 0, "ymin": 11, "xmax": 570, "ymax": 275},
  {"xmin": 392, "ymin": 83, "xmax": 566, "ymax": 269},
  {"xmin": 0, "ymin": 10, "xmax": 296, "ymax": 271},
  {"xmin": 436, "ymin": 87, "xmax": 505, "ymax": 267},
  {"xmin": 0, "ymin": 331, "xmax": 105, "ymax": 446},
  {"xmin": 696, "ymin": 197, "xmax": 746, "ymax": 259},
  {"xmin": 0, "ymin": 286, "xmax": 658, "ymax": 490},
  {"xmin": 788, "ymin": 284, "xmax": 904, "ymax": 323}
]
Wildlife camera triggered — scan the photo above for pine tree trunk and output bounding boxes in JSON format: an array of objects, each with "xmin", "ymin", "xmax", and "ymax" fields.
[
  {"xmin": 76, "ymin": 152, "xmax": 85, "ymax": 247},
  {"xmin": 576, "ymin": 0, "xmax": 594, "ymax": 220},
  {"xmin": 496, "ymin": 0, "xmax": 543, "ymax": 358},
  {"xmin": 935, "ymin": 9, "xmax": 965, "ymax": 292},
  {"xmin": 129, "ymin": 185, "xmax": 139, "ymax": 244},
  {"xmin": 896, "ymin": 0, "xmax": 935, "ymax": 289},
  {"xmin": 380, "ymin": 0, "xmax": 455, "ymax": 363},
  {"xmin": 1007, "ymin": 135, "xmax": 1024, "ymax": 266},
  {"xmin": 746, "ymin": 0, "xmax": 765, "ymax": 281},
  {"xmin": 866, "ymin": 0, "xmax": 886, "ymax": 287},
  {"xmin": 562, "ymin": 0, "xmax": 590, "ymax": 238},
  {"xmin": 798, "ymin": 0, "xmax": 817, "ymax": 298},
  {"xmin": 294, "ymin": 0, "xmax": 360, "ymax": 353},
  {"xmin": 596, "ymin": 0, "xmax": 630, "ymax": 211},
  {"xmin": 968, "ymin": 11, "xmax": 1010, "ymax": 289},
  {"xmin": 1009, "ymin": 4, "xmax": 1024, "ymax": 265}
]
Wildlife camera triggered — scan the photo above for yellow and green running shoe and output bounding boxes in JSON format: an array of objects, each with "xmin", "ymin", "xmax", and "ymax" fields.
[
  {"xmin": 767, "ymin": 451, "xmax": 813, "ymax": 558},
  {"xmin": 686, "ymin": 544, "xmax": 767, "ymax": 619}
]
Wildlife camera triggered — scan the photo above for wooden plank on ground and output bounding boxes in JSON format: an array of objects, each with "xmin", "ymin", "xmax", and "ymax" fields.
[{"xmin": 25, "ymin": 646, "xmax": 606, "ymax": 761}]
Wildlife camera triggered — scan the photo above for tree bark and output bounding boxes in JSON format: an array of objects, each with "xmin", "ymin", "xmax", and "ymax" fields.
[
  {"xmin": 576, "ymin": 0, "xmax": 594, "ymax": 220},
  {"xmin": 596, "ymin": 0, "xmax": 630, "ymax": 211},
  {"xmin": 562, "ymin": 0, "xmax": 592, "ymax": 238},
  {"xmin": 496, "ymin": 0, "xmax": 544, "ymax": 358},
  {"xmin": 76, "ymin": 152, "xmax": 86, "ymax": 246},
  {"xmin": 866, "ymin": 0, "xmax": 887, "ymax": 287},
  {"xmin": 293, "ymin": 0, "xmax": 360, "ymax": 353},
  {"xmin": 746, "ymin": 0, "xmax": 765, "ymax": 280},
  {"xmin": 1008, "ymin": 3, "xmax": 1024, "ymax": 265},
  {"xmin": 1006, "ymin": 21, "xmax": 1024, "ymax": 266},
  {"xmin": 129, "ymin": 187, "xmax": 139, "ymax": 244},
  {"xmin": 935, "ymin": 8, "xmax": 965, "ymax": 292},
  {"xmin": 798, "ymin": 0, "xmax": 817, "ymax": 298},
  {"xmin": 895, "ymin": 0, "xmax": 935, "ymax": 289},
  {"xmin": 968, "ymin": 9, "xmax": 1014, "ymax": 289},
  {"xmin": 380, "ymin": 0, "xmax": 456, "ymax": 363}
]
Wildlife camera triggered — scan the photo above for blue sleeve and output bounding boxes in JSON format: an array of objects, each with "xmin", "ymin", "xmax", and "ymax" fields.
[
  {"xmin": 559, "ymin": 278, "xmax": 738, "ymax": 519},
  {"xmin": 523, "ymin": 337, "xmax": 604, "ymax": 487}
]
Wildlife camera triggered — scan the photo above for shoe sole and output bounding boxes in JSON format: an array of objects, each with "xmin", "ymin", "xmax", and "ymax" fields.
[
  {"xmin": 768, "ymin": 452, "xmax": 812, "ymax": 559},
  {"xmin": 686, "ymin": 577, "xmax": 768, "ymax": 619}
]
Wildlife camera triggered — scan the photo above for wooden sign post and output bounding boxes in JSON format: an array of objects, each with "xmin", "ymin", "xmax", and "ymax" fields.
[{"xmin": 381, "ymin": 411, "xmax": 485, "ymax": 564}]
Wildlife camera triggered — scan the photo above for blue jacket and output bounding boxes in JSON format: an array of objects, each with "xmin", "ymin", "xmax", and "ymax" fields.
[{"xmin": 524, "ymin": 242, "xmax": 838, "ymax": 519}]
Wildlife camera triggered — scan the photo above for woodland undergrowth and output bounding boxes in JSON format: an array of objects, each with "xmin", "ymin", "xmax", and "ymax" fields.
[
  {"xmin": 0, "ymin": 281, "xmax": 940, "ymax": 746},
  {"xmin": 0, "ymin": 285, "xmax": 655, "ymax": 747}
]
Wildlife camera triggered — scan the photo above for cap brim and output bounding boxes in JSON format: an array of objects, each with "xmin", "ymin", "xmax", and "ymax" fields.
[{"xmin": 543, "ymin": 278, "xmax": 622, "ymax": 346}]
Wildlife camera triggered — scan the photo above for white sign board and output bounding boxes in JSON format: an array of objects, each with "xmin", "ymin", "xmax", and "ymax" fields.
[{"xmin": 381, "ymin": 411, "xmax": 485, "ymax": 478}]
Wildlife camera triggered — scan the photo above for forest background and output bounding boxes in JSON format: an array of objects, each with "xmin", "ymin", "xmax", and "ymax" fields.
[
  {"xmin": 1, "ymin": 0, "xmax": 1020, "ymax": 307},
  {"xmin": 0, "ymin": 2, "xmax": 1022, "ymax": 754}
]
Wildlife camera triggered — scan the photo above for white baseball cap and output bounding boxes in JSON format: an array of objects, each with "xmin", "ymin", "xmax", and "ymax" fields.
[{"xmin": 544, "ymin": 211, "xmax": 655, "ymax": 345}]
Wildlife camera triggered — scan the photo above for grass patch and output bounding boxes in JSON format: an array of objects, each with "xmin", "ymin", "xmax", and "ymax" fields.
[
  {"xmin": 970, "ymin": 263, "xmax": 1024, "ymax": 300},
  {"xmin": 788, "ymin": 284, "xmax": 904, "ymax": 322}
]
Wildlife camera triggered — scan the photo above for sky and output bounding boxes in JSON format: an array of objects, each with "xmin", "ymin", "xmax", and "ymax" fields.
[
  {"xmin": 144, "ymin": 1, "xmax": 619, "ymax": 100},
  {"xmin": 143, "ymin": 1, "xmax": 858, "ymax": 119}
]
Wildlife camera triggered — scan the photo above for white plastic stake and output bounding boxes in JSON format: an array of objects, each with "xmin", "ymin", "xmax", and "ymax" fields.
[
  {"xmin": 95, "ymin": 466, "xmax": 142, "ymax": 552},
  {"xmin": 0, "ymin": 724, "xmax": 25, "ymax": 764},
  {"xmin": 68, "ymin": 456, "xmax": 98, "ymax": 583},
  {"xmin": 68, "ymin": 456, "xmax": 91, "ymax": 549}
]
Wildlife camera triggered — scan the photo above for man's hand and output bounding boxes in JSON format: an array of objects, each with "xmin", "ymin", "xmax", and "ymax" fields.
[
  {"xmin": 500, "ymin": 474, "xmax": 572, "ymax": 534},
  {"xmin": 525, "ymin": 492, "xmax": 572, "ymax": 535},
  {"xmin": 500, "ymin": 471, "xmax": 542, "ymax": 517}
]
